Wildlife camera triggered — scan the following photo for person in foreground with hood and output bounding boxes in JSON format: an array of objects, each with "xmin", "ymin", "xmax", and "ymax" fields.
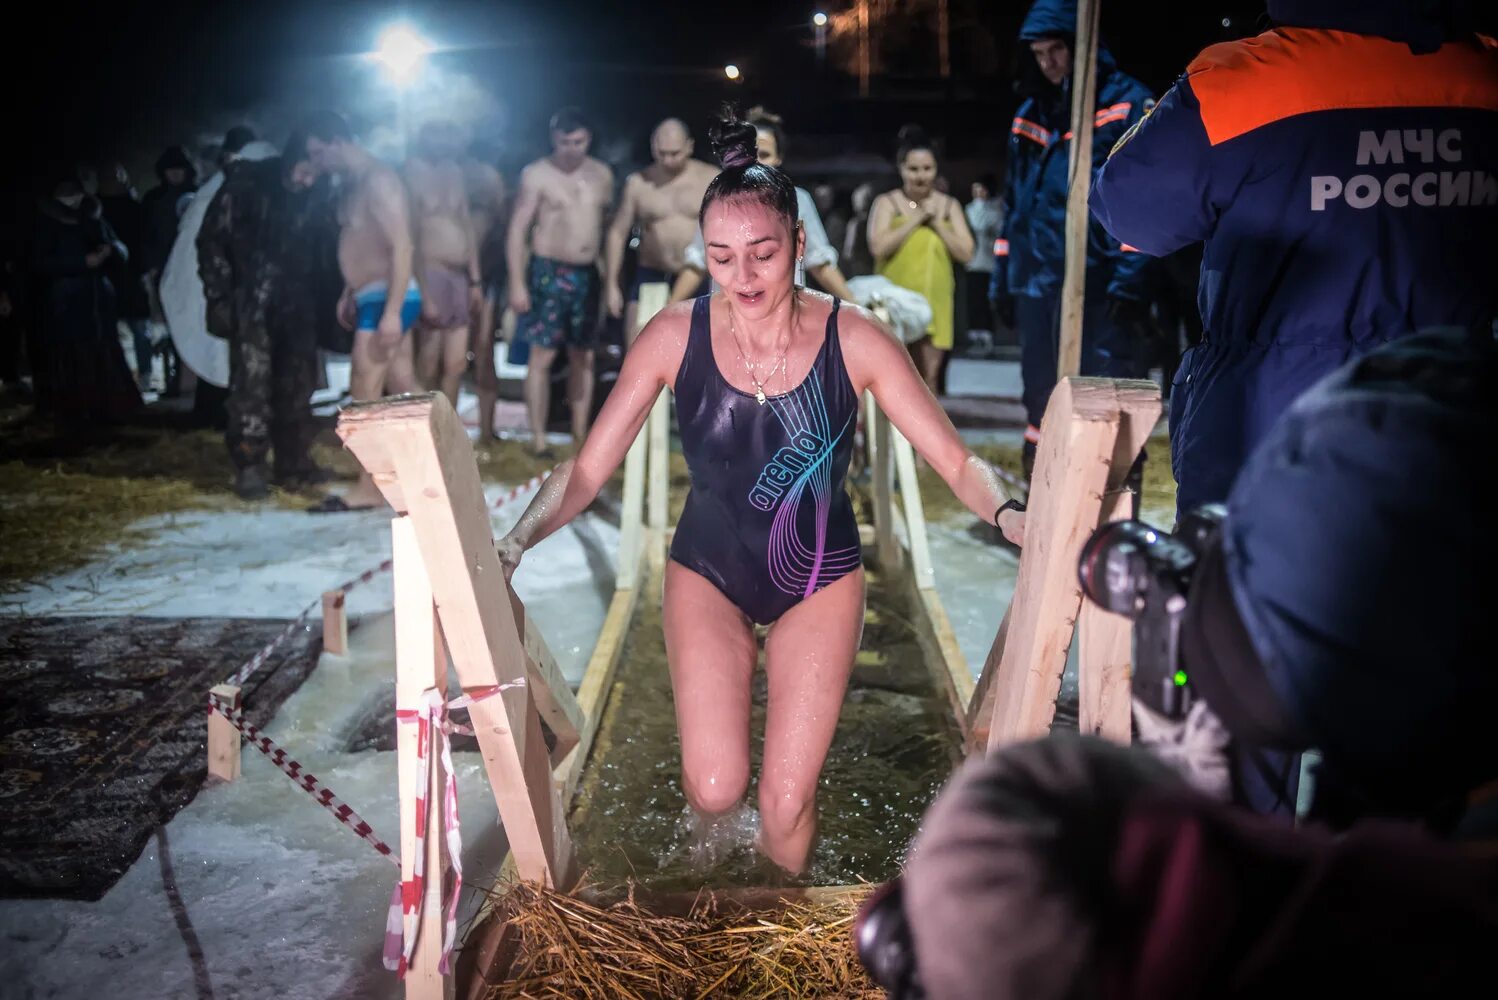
[
  {"xmin": 880, "ymin": 735, "xmax": 1498, "ymax": 1000},
  {"xmin": 994, "ymin": 0, "xmax": 1155, "ymax": 476}
]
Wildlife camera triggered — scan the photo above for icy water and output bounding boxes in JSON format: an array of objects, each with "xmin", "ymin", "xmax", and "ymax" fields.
[{"xmin": 567, "ymin": 560, "xmax": 963, "ymax": 892}]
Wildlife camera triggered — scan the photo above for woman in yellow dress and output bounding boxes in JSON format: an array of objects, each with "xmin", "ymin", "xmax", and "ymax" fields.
[{"xmin": 869, "ymin": 126, "xmax": 975, "ymax": 392}]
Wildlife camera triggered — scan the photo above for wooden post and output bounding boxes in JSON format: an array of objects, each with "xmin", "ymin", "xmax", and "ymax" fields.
[
  {"xmin": 338, "ymin": 395, "xmax": 574, "ymax": 889},
  {"xmin": 1056, "ymin": 0, "xmax": 1102, "ymax": 378},
  {"xmin": 392, "ymin": 516, "xmax": 454, "ymax": 1000},
  {"xmin": 1077, "ymin": 382, "xmax": 1161, "ymax": 742},
  {"xmin": 505, "ymin": 583, "xmax": 584, "ymax": 766},
  {"xmin": 617, "ymin": 283, "xmax": 667, "ymax": 586},
  {"xmin": 1077, "ymin": 495, "xmax": 1133, "ymax": 742},
  {"xmin": 647, "ymin": 390, "xmax": 669, "ymax": 564},
  {"xmin": 617, "ymin": 426, "xmax": 647, "ymax": 587},
  {"xmin": 871, "ymin": 407, "xmax": 898, "ymax": 569},
  {"xmin": 890, "ymin": 426, "xmax": 935, "ymax": 590},
  {"xmin": 321, "ymin": 590, "xmax": 348, "ymax": 656},
  {"xmin": 975, "ymin": 378, "xmax": 1121, "ymax": 751},
  {"xmin": 206, "ymin": 683, "xmax": 242, "ymax": 782}
]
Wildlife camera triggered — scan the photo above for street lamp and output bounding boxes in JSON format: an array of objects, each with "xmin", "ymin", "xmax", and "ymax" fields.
[
  {"xmin": 813, "ymin": 11, "xmax": 828, "ymax": 27},
  {"xmin": 724, "ymin": 64, "xmax": 741, "ymax": 81},
  {"xmin": 373, "ymin": 23, "xmax": 433, "ymax": 87},
  {"xmin": 813, "ymin": 11, "xmax": 828, "ymax": 67}
]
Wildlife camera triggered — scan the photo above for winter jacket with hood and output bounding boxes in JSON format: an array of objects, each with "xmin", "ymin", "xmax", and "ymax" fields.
[
  {"xmin": 1090, "ymin": 0, "xmax": 1498, "ymax": 510},
  {"xmin": 994, "ymin": 0, "xmax": 1154, "ymax": 305}
]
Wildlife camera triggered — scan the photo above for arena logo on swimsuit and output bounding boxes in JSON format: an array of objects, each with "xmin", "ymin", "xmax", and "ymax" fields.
[{"xmin": 749, "ymin": 431, "xmax": 828, "ymax": 512}]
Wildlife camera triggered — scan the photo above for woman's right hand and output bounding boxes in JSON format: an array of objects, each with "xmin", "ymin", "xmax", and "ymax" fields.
[{"xmin": 495, "ymin": 534, "xmax": 525, "ymax": 582}]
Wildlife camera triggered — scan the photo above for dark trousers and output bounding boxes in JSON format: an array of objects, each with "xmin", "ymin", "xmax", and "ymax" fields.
[
  {"xmin": 1015, "ymin": 286, "xmax": 1140, "ymax": 432},
  {"xmin": 226, "ymin": 313, "xmax": 317, "ymax": 474}
]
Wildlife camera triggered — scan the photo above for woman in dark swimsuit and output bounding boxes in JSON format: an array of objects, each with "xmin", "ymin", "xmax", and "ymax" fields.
[{"xmin": 497, "ymin": 110, "xmax": 1025, "ymax": 873}]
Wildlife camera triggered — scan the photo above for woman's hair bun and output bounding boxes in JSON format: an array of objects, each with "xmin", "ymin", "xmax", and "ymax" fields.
[
  {"xmin": 897, "ymin": 123, "xmax": 935, "ymax": 162},
  {"xmin": 710, "ymin": 104, "xmax": 759, "ymax": 171}
]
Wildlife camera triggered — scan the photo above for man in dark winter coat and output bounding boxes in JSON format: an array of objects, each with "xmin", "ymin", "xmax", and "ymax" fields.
[{"xmin": 993, "ymin": 0, "xmax": 1155, "ymax": 473}]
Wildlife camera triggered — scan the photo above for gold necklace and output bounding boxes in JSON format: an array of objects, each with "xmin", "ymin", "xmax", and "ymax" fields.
[{"xmin": 727, "ymin": 308, "xmax": 791, "ymax": 405}]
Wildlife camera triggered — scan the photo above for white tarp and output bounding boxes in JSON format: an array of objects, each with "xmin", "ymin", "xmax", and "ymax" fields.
[{"xmin": 160, "ymin": 140, "xmax": 279, "ymax": 387}]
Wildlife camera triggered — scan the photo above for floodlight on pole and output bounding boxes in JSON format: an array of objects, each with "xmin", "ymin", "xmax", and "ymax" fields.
[
  {"xmin": 724, "ymin": 64, "xmax": 741, "ymax": 81},
  {"xmin": 813, "ymin": 11, "xmax": 829, "ymax": 27},
  {"xmin": 374, "ymin": 24, "xmax": 433, "ymax": 86}
]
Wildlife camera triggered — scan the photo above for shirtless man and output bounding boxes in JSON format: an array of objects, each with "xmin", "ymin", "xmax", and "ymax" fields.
[
  {"xmin": 406, "ymin": 121, "xmax": 482, "ymax": 408},
  {"xmin": 302, "ymin": 111, "xmax": 421, "ymax": 512},
  {"xmin": 462, "ymin": 142, "xmax": 508, "ymax": 442},
  {"xmin": 603, "ymin": 118, "xmax": 715, "ymax": 346},
  {"xmin": 506, "ymin": 107, "xmax": 613, "ymax": 458}
]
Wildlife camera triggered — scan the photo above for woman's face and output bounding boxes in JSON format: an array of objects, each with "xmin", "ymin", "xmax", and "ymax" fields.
[
  {"xmin": 755, "ymin": 129, "xmax": 782, "ymax": 169},
  {"xmin": 899, "ymin": 149, "xmax": 937, "ymax": 198},
  {"xmin": 701, "ymin": 196, "xmax": 803, "ymax": 320}
]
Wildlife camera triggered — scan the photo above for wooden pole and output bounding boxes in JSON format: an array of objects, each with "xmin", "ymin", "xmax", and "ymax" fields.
[
  {"xmin": 617, "ymin": 285, "xmax": 667, "ymax": 586},
  {"xmin": 976, "ymin": 378, "xmax": 1121, "ymax": 751},
  {"xmin": 392, "ymin": 515, "xmax": 454, "ymax": 1000},
  {"xmin": 1077, "ymin": 382, "xmax": 1161, "ymax": 742},
  {"xmin": 1056, "ymin": 0, "xmax": 1102, "ymax": 379},
  {"xmin": 871, "ymin": 406, "xmax": 898, "ymax": 570},
  {"xmin": 206, "ymin": 683, "xmax": 242, "ymax": 782},
  {"xmin": 321, "ymin": 590, "xmax": 348, "ymax": 656},
  {"xmin": 890, "ymin": 426, "xmax": 935, "ymax": 590},
  {"xmin": 338, "ymin": 395, "xmax": 574, "ymax": 888},
  {"xmin": 647, "ymin": 389, "xmax": 670, "ymax": 564}
]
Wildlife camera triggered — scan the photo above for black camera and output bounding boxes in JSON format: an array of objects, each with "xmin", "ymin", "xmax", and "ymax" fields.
[{"xmin": 1076, "ymin": 505, "xmax": 1225, "ymax": 719}]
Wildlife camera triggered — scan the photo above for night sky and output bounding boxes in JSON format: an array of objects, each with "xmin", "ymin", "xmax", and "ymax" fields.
[{"xmin": 13, "ymin": 1, "xmax": 1276, "ymax": 180}]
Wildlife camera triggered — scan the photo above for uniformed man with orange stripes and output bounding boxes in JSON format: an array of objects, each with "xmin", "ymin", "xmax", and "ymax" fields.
[
  {"xmin": 993, "ymin": 0, "xmax": 1154, "ymax": 476},
  {"xmin": 1093, "ymin": 0, "xmax": 1498, "ymax": 514},
  {"xmin": 1092, "ymin": 0, "xmax": 1498, "ymax": 818}
]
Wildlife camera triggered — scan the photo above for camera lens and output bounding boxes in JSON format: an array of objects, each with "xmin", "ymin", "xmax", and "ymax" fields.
[
  {"xmin": 855, "ymin": 880, "xmax": 922, "ymax": 998},
  {"xmin": 1078, "ymin": 519, "xmax": 1163, "ymax": 618}
]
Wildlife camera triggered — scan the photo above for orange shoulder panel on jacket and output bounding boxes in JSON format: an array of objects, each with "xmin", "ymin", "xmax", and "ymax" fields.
[{"xmin": 1186, "ymin": 27, "xmax": 1498, "ymax": 145}]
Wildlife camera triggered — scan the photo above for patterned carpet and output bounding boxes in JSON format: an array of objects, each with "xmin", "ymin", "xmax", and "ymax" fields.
[{"xmin": 0, "ymin": 616, "xmax": 320, "ymax": 900}]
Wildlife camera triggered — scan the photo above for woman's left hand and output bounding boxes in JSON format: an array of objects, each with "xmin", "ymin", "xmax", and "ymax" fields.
[{"xmin": 997, "ymin": 508, "xmax": 1025, "ymax": 547}]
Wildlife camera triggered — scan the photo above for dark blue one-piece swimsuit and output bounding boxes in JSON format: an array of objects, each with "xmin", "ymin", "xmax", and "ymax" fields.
[{"xmin": 670, "ymin": 295, "xmax": 862, "ymax": 625}]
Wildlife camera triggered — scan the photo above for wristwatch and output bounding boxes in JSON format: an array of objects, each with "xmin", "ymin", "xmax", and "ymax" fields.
[{"xmin": 993, "ymin": 497, "xmax": 1026, "ymax": 526}]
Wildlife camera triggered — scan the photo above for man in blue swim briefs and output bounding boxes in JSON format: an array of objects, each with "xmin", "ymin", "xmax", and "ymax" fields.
[
  {"xmin": 603, "ymin": 118, "xmax": 716, "ymax": 347},
  {"xmin": 300, "ymin": 111, "xmax": 422, "ymax": 512},
  {"xmin": 506, "ymin": 107, "xmax": 614, "ymax": 458}
]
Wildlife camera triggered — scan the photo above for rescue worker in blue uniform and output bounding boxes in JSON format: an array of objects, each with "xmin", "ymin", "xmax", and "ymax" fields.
[
  {"xmin": 994, "ymin": 0, "xmax": 1154, "ymax": 473},
  {"xmin": 1091, "ymin": 0, "xmax": 1498, "ymax": 513}
]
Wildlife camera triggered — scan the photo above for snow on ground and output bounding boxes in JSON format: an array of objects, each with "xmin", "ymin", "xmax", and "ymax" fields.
[
  {"xmin": 1, "ymin": 371, "xmax": 1160, "ymax": 997},
  {"xmin": 0, "ymin": 613, "xmax": 507, "ymax": 1000},
  {"xmin": 0, "ymin": 474, "xmax": 617, "ymax": 999},
  {"xmin": 4, "ymin": 484, "xmax": 616, "ymax": 686}
]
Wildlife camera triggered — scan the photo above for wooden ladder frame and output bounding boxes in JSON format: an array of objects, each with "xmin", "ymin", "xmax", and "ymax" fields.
[
  {"xmin": 966, "ymin": 376, "xmax": 1161, "ymax": 751},
  {"xmin": 337, "ymin": 283, "xmax": 671, "ymax": 998}
]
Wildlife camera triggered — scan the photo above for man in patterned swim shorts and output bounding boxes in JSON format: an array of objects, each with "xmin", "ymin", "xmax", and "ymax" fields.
[{"xmin": 506, "ymin": 107, "xmax": 613, "ymax": 457}]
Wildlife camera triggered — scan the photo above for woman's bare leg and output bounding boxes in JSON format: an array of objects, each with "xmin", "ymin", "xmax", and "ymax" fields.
[
  {"xmin": 759, "ymin": 567, "xmax": 865, "ymax": 873},
  {"xmin": 662, "ymin": 562, "xmax": 757, "ymax": 818}
]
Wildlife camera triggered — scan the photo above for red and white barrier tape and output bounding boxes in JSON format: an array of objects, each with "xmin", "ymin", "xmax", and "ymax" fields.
[
  {"xmin": 383, "ymin": 683, "xmax": 521, "ymax": 977},
  {"xmin": 224, "ymin": 559, "xmax": 394, "ymax": 688},
  {"xmin": 222, "ymin": 469, "xmax": 552, "ymax": 692},
  {"xmin": 207, "ymin": 692, "xmax": 400, "ymax": 862},
  {"xmin": 994, "ymin": 463, "xmax": 1029, "ymax": 501},
  {"xmin": 208, "ymin": 681, "xmax": 523, "ymax": 978}
]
